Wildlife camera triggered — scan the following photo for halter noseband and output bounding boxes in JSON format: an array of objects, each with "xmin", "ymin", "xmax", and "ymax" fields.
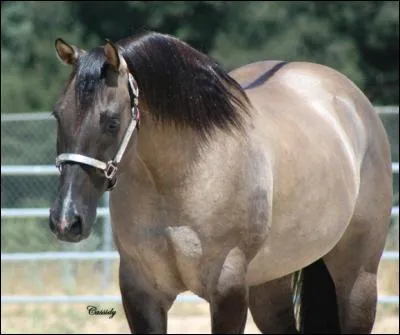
[{"xmin": 55, "ymin": 73, "xmax": 140, "ymax": 191}]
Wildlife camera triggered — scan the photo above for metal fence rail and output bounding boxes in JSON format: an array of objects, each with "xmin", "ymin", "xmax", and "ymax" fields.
[
  {"xmin": 4, "ymin": 249, "xmax": 400, "ymax": 264},
  {"xmin": 2, "ymin": 206, "xmax": 399, "ymax": 219},
  {"xmin": 0, "ymin": 295, "xmax": 206, "ymax": 304},
  {"xmin": 2, "ymin": 294, "xmax": 398, "ymax": 305},
  {"xmin": 2, "ymin": 250, "xmax": 399, "ymax": 262}
]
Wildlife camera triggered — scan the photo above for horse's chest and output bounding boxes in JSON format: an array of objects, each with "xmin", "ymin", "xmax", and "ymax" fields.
[
  {"xmin": 115, "ymin": 215, "xmax": 205, "ymax": 296},
  {"xmin": 112, "ymin": 177, "xmax": 266, "ymax": 297}
]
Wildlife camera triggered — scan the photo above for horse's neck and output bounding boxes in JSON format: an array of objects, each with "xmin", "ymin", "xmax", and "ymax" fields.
[
  {"xmin": 131, "ymin": 122, "xmax": 201, "ymax": 189},
  {"xmin": 126, "ymin": 118, "xmax": 244, "ymax": 193}
]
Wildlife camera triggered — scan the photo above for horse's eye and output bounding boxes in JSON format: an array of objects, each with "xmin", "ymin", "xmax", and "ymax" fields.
[
  {"xmin": 106, "ymin": 117, "xmax": 120, "ymax": 134},
  {"xmin": 100, "ymin": 111, "xmax": 120, "ymax": 135}
]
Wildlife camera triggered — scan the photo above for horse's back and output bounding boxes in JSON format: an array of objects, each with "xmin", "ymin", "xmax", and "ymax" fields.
[
  {"xmin": 231, "ymin": 59, "xmax": 390, "ymax": 184},
  {"xmin": 232, "ymin": 60, "xmax": 389, "ymax": 157},
  {"xmin": 229, "ymin": 61, "xmax": 392, "ymax": 284}
]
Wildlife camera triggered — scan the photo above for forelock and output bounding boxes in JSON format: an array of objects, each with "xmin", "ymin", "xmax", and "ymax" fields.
[{"xmin": 75, "ymin": 47, "xmax": 107, "ymax": 111}]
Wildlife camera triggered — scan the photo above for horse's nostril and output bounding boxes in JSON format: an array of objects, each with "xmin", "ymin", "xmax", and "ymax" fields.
[{"xmin": 70, "ymin": 215, "xmax": 83, "ymax": 236}]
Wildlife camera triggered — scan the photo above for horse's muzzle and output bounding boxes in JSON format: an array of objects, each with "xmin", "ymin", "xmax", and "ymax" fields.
[{"xmin": 49, "ymin": 208, "xmax": 86, "ymax": 243}]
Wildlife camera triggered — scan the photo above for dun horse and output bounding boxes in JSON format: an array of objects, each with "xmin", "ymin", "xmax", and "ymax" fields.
[{"xmin": 49, "ymin": 31, "xmax": 393, "ymax": 334}]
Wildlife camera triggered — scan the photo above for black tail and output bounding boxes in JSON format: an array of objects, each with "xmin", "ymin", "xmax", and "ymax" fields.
[{"xmin": 293, "ymin": 258, "xmax": 340, "ymax": 333}]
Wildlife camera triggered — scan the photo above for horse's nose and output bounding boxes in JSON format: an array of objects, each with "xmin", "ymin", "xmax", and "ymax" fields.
[
  {"xmin": 68, "ymin": 213, "xmax": 83, "ymax": 236},
  {"xmin": 49, "ymin": 209, "xmax": 83, "ymax": 241}
]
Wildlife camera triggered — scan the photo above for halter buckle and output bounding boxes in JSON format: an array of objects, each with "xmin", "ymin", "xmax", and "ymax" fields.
[
  {"xmin": 104, "ymin": 161, "xmax": 118, "ymax": 180},
  {"xmin": 56, "ymin": 161, "xmax": 62, "ymax": 173}
]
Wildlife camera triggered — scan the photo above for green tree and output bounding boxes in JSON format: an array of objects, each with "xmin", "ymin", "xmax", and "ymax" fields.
[
  {"xmin": 211, "ymin": 1, "xmax": 398, "ymax": 105},
  {"xmin": 320, "ymin": 1, "xmax": 399, "ymax": 104},
  {"xmin": 1, "ymin": 1, "xmax": 98, "ymax": 114},
  {"xmin": 71, "ymin": 1, "xmax": 227, "ymax": 52},
  {"xmin": 1, "ymin": 1, "xmax": 398, "ymax": 113}
]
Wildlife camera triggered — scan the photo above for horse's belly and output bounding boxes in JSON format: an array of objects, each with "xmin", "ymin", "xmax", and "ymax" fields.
[
  {"xmin": 246, "ymin": 206, "xmax": 354, "ymax": 286},
  {"xmin": 245, "ymin": 98, "xmax": 362, "ymax": 286}
]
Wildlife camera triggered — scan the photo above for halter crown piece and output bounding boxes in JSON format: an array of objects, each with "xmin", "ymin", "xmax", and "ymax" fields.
[{"xmin": 55, "ymin": 73, "xmax": 140, "ymax": 191}]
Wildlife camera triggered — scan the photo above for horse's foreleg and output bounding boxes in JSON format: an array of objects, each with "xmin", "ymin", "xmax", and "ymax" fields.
[
  {"xmin": 209, "ymin": 247, "xmax": 249, "ymax": 334},
  {"xmin": 119, "ymin": 257, "xmax": 175, "ymax": 334}
]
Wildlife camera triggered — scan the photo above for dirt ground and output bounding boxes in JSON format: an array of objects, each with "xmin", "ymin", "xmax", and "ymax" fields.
[
  {"xmin": 2, "ymin": 300, "xmax": 398, "ymax": 334},
  {"xmin": 167, "ymin": 314, "xmax": 399, "ymax": 334},
  {"xmin": 168, "ymin": 302, "xmax": 399, "ymax": 334}
]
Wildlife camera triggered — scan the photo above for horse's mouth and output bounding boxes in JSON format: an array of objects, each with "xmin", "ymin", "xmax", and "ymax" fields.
[{"xmin": 54, "ymin": 230, "xmax": 88, "ymax": 243}]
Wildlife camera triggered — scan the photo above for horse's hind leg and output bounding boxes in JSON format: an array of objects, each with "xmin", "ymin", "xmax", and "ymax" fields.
[
  {"xmin": 249, "ymin": 274, "xmax": 298, "ymax": 334},
  {"xmin": 323, "ymin": 148, "xmax": 392, "ymax": 333},
  {"xmin": 322, "ymin": 225, "xmax": 387, "ymax": 334}
]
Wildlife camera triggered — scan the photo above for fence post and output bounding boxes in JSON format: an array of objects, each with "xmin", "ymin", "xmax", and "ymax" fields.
[{"xmin": 102, "ymin": 192, "xmax": 113, "ymax": 290}]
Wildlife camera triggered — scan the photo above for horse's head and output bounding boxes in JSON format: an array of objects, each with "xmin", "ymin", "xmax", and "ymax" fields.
[
  {"xmin": 49, "ymin": 38, "xmax": 139, "ymax": 242},
  {"xmin": 49, "ymin": 32, "xmax": 251, "ymax": 242}
]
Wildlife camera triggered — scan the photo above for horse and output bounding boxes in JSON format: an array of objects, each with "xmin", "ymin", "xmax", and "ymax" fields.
[{"xmin": 49, "ymin": 31, "xmax": 393, "ymax": 334}]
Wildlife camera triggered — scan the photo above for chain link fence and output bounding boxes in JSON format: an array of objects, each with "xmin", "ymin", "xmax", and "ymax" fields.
[{"xmin": 1, "ymin": 113, "xmax": 109, "ymax": 254}]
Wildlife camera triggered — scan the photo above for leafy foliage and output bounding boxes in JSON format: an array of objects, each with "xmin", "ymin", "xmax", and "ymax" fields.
[
  {"xmin": 1, "ymin": 1, "xmax": 98, "ymax": 113},
  {"xmin": 1, "ymin": 1, "xmax": 398, "ymax": 114}
]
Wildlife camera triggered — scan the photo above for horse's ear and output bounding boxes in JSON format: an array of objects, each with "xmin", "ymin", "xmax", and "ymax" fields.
[
  {"xmin": 104, "ymin": 39, "xmax": 126, "ymax": 72},
  {"xmin": 55, "ymin": 38, "xmax": 82, "ymax": 65}
]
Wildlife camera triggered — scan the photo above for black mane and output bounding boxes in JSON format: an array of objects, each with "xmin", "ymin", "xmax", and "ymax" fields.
[{"xmin": 76, "ymin": 31, "xmax": 251, "ymax": 138}]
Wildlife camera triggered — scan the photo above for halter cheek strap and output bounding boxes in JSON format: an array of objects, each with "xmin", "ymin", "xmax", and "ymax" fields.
[{"xmin": 55, "ymin": 73, "xmax": 140, "ymax": 190}]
